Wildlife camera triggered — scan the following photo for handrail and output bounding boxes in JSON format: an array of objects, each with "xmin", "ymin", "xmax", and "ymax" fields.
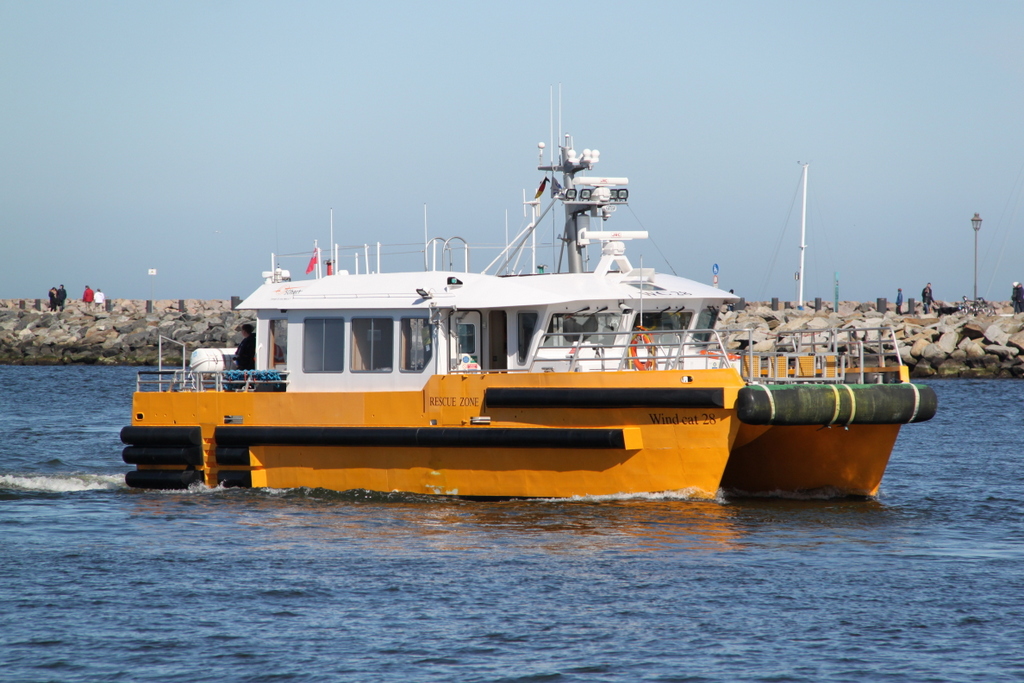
[
  {"xmin": 141, "ymin": 326, "xmax": 904, "ymax": 388},
  {"xmin": 516, "ymin": 325, "xmax": 903, "ymax": 383},
  {"xmin": 721, "ymin": 325, "xmax": 903, "ymax": 384},
  {"xmin": 136, "ymin": 369, "xmax": 289, "ymax": 393},
  {"xmin": 442, "ymin": 236, "xmax": 470, "ymax": 272},
  {"xmin": 158, "ymin": 335, "xmax": 187, "ymax": 373}
]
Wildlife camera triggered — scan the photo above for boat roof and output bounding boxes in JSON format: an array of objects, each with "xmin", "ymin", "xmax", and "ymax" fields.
[{"xmin": 238, "ymin": 268, "xmax": 736, "ymax": 312}]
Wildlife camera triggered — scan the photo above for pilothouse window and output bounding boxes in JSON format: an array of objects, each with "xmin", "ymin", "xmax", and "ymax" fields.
[
  {"xmin": 517, "ymin": 312, "xmax": 538, "ymax": 364},
  {"xmin": 400, "ymin": 318, "xmax": 432, "ymax": 372},
  {"xmin": 303, "ymin": 318, "xmax": 345, "ymax": 373},
  {"xmin": 544, "ymin": 312, "xmax": 622, "ymax": 347},
  {"xmin": 352, "ymin": 318, "xmax": 394, "ymax": 373},
  {"xmin": 639, "ymin": 310, "xmax": 693, "ymax": 332},
  {"xmin": 639, "ymin": 310, "xmax": 694, "ymax": 347},
  {"xmin": 693, "ymin": 307, "xmax": 719, "ymax": 343}
]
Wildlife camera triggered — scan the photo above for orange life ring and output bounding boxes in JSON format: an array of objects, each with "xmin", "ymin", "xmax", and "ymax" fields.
[{"xmin": 628, "ymin": 327, "xmax": 657, "ymax": 370}]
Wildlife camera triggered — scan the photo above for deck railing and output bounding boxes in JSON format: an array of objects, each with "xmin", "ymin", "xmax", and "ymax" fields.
[
  {"xmin": 136, "ymin": 326, "xmax": 903, "ymax": 392},
  {"xmin": 724, "ymin": 325, "xmax": 903, "ymax": 384},
  {"xmin": 137, "ymin": 369, "xmax": 288, "ymax": 393},
  {"xmin": 525, "ymin": 325, "xmax": 903, "ymax": 384}
]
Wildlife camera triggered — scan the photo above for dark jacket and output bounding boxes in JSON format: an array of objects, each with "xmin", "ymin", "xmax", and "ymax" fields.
[{"xmin": 235, "ymin": 334, "xmax": 256, "ymax": 370}]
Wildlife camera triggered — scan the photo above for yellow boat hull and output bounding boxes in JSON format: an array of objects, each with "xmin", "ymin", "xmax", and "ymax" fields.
[{"xmin": 124, "ymin": 369, "xmax": 907, "ymax": 498}]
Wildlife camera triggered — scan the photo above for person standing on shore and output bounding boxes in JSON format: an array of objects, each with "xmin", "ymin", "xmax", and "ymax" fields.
[
  {"xmin": 922, "ymin": 283, "xmax": 933, "ymax": 314},
  {"xmin": 895, "ymin": 288, "xmax": 904, "ymax": 315},
  {"xmin": 56, "ymin": 285, "xmax": 67, "ymax": 311},
  {"xmin": 48, "ymin": 287, "xmax": 58, "ymax": 312},
  {"xmin": 1013, "ymin": 282, "xmax": 1023, "ymax": 314},
  {"xmin": 82, "ymin": 285, "xmax": 94, "ymax": 306},
  {"xmin": 94, "ymin": 288, "xmax": 105, "ymax": 310}
]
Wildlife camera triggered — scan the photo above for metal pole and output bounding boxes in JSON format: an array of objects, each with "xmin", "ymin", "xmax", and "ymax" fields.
[
  {"xmin": 797, "ymin": 163, "xmax": 808, "ymax": 309},
  {"xmin": 971, "ymin": 213, "xmax": 982, "ymax": 301},
  {"xmin": 974, "ymin": 229, "xmax": 978, "ymax": 301}
]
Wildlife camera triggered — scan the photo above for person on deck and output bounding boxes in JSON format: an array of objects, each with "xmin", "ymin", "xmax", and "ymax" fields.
[{"xmin": 235, "ymin": 324, "xmax": 256, "ymax": 370}]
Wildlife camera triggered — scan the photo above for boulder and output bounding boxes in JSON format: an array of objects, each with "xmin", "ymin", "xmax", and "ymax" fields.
[
  {"xmin": 984, "ymin": 324, "xmax": 1010, "ymax": 347},
  {"xmin": 921, "ymin": 343, "xmax": 949, "ymax": 363},
  {"xmin": 936, "ymin": 331, "xmax": 959, "ymax": 355},
  {"xmin": 984, "ymin": 344, "xmax": 1019, "ymax": 360},
  {"xmin": 935, "ymin": 359, "xmax": 967, "ymax": 378},
  {"xmin": 1007, "ymin": 331, "xmax": 1024, "ymax": 353},
  {"xmin": 910, "ymin": 337, "xmax": 931, "ymax": 358},
  {"xmin": 961, "ymin": 322, "xmax": 986, "ymax": 340}
]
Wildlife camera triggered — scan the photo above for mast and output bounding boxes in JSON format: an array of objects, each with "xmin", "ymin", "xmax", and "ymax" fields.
[
  {"xmin": 797, "ymin": 163, "xmax": 808, "ymax": 309},
  {"xmin": 484, "ymin": 136, "xmax": 636, "ymax": 276},
  {"xmin": 537, "ymin": 135, "xmax": 604, "ymax": 273}
]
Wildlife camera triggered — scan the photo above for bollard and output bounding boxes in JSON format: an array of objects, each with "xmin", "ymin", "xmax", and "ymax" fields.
[
  {"xmin": 876, "ymin": 297, "xmax": 887, "ymax": 313},
  {"xmin": 814, "ymin": 297, "xmax": 822, "ymax": 312},
  {"xmin": 736, "ymin": 298, "xmax": 746, "ymax": 311},
  {"xmin": 34, "ymin": 299, "xmax": 42, "ymax": 311},
  {"xmin": 908, "ymin": 298, "xmax": 916, "ymax": 315},
  {"xmin": 105, "ymin": 298, "xmax": 113, "ymax": 313},
  {"xmin": 19, "ymin": 300, "xmax": 25, "ymax": 310},
  {"xmin": 146, "ymin": 300, "xmax": 153, "ymax": 314},
  {"xmin": 178, "ymin": 299, "xmax": 186, "ymax": 313},
  {"xmin": 231, "ymin": 296, "xmax": 241, "ymax": 310},
  {"xmin": 771, "ymin": 297, "xmax": 779, "ymax": 311}
]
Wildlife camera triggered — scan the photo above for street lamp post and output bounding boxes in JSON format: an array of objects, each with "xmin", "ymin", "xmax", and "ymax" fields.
[{"xmin": 972, "ymin": 213, "xmax": 982, "ymax": 301}]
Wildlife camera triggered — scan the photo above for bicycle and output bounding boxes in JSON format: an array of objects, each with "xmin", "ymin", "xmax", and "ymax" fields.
[{"xmin": 958, "ymin": 296, "xmax": 996, "ymax": 316}]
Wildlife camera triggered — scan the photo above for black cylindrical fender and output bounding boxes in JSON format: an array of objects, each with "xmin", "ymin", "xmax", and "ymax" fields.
[
  {"xmin": 120, "ymin": 426, "xmax": 202, "ymax": 447},
  {"xmin": 124, "ymin": 469, "xmax": 204, "ymax": 489},
  {"xmin": 122, "ymin": 446, "xmax": 203, "ymax": 466},
  {"xmin": 736, "ymin": 383, "xmax": 937, "ymax": 426}
]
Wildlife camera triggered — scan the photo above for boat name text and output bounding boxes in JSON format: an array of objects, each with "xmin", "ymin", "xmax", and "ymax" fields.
[{"xmin": 649, "ymin": 412, "xmax": 717, "ymax": 425}]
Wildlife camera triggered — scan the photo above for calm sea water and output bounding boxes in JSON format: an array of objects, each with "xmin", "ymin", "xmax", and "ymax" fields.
[{"xmin": 1, "ymin": 366, "xmax": 1022, "ymax": 683}]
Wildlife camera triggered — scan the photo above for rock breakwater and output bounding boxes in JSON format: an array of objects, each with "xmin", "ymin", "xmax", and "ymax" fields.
[
  {"xmin": 720, "ymin": 301, "xmax": 1024, "ymax": 379},
  {"xmin": 3, "ymin": 297, "xmax": 1023, "ymax": 377},
  {"xmin": 0, "ymin": 299, "xmax": 254, "ymax": 365}
]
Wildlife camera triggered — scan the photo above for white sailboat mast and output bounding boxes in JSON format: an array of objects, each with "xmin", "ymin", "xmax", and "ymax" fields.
[{"xmin": 797, "ymin": 163, "xmax": 808, "ymax": 308}]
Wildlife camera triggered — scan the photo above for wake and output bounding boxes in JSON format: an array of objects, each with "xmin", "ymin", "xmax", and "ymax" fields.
[{"xmin": 0, "ymin": 473, "xmax": 126, "ymax": 492}]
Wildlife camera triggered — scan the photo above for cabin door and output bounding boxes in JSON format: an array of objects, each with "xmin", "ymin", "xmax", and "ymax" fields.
[
  {"xmin": 487, "ymin": 310, "xmax": 507, "ymax": 370},
  {"xmin": 449, "ymin": 310, "xmax": 481, "ymax": 371},
  {"xmin": 267, "ymin": 319, "xmax": 288, "ymax": 370}
]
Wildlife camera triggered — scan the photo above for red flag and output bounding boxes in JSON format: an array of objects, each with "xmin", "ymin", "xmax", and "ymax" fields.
[
  {"xmin": 305, "ymin": 248, "xmax": 318, "ymax": 274},
  {"xmin": 534, "ymin": 177, "xmax": 548, "ymax": 199}
]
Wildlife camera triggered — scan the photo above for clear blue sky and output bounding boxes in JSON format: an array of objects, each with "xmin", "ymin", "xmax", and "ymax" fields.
[{"xmin": 3, "ymin": 1, "xmax": 1024, "ymax": 303}]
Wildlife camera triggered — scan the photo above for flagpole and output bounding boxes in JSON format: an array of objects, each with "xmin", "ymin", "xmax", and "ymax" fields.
[{"xmin": 329, "ymin": 208, "xmax": 334, "ymax": 277}]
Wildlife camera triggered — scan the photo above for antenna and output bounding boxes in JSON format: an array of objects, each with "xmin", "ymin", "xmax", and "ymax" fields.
[
  {"xmin": 797, "ymin": 162, "xmax": 808, "ymax": 309},
  {"xmin": 558, "ymin": 83, "xmax": 562, "ymax": 158},
  {"xmin": 549, "ymin": 86, "xmax": 554, "ymax": 166}
]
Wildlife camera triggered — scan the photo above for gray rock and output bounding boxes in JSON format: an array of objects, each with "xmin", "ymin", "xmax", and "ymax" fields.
[
  {"xmin": 984, "ymin": 324, "xmax": 1010, "ymax": 347},
  {"xmin": 984, "ymin": 344, "xmax": 1019, "ymax": 360}
]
